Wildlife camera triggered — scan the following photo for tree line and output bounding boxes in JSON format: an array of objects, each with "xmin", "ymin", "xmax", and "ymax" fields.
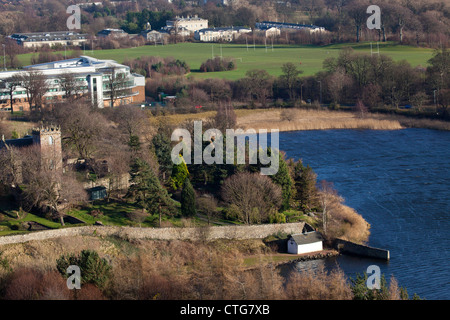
[
  {"xmin": 137, "ymin": 48, "xmax": 449, "ymax": 119},
  {"xmin": 1, "ymin": 0, "xmax": 449, "ymax": 52}
]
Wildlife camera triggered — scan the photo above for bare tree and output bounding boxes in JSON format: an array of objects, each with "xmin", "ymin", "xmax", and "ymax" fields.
[
  {"xmin": 57, "ymin": 71, "xmax": 84, "ymax": 102},
  {"xmin": 347, "ymin": 1, "xmax": 367, "ymax": 43},
  {"xmin": 317, "ymin": 180, "xmax": 340, "ymax": 237},
  {"xmin": 4, "ymin": 74, "xmax": 22, "ymax": 114},
  {"xmin": 390, "ymin": 4, "xmax": 414, "ymax": 43},
  {"xmin": 438, "ymin": 89, "xmax": 450, "ymax": 118},
  {"xmin": 51, "ymin": 100, "xmax": 109, "ymax": 159},
  {"xmin": 107, "ymin": 104, "xmax": 148, "ymax": 140},
  {"xmin": 355, "ymin": 99, "xmax": 368, "ymax": 118},
  {"xmin": 214, "ymin": 102, "xmax": 237, "ymax": 132},
  {"xmin": 302, "ymin": 0, "xmax": 325, "ymax": 24},
  {"xmin": 327, "ymin": 67, "xmax": 352, "ymax": 104},
  {"xmin": 21, "ymin": 168, "xmax": 87, "ymax": 226},
  {"xmin": 244, "ymin": 69, "xmax": 273, "ymax": 107},
  {"xmin": 104, "ymin": 67, "xmax": 129, "ymax": 107},
  {"xmin": 17, "ymin": 70, "xmax": 49, "ymax": 110},
  {"xmin": 197, "ymin": 194, "xmax": 218, "ymax": 225},
  {"xmin": 0, "ymin": 146, "xmax": 23, "ymax": 199},
  {"xmin": 221, "ymin": 172, "xmax": 282, "ymax": 224},
  {"xmin": 280, "ymin": 62, "xmax": 302, "ymax": 102}
]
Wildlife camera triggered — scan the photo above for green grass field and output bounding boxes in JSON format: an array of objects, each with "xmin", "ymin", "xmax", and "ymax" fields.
[{"xmin": 17, "ymin": 42, "xmax": 435, "ymax": 80}]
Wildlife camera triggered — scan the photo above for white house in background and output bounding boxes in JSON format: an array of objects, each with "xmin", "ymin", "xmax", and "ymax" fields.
[
  {"xmin": 194, "ymin": 26, "xmax": 252, "ymax": 42},
  {"xmin": 287, "ymin": 231, "xmax": 323, "ymax": 255},
  {"xmin": 166, "ymin": 15, "xmax": 208, "ymax": 33}
]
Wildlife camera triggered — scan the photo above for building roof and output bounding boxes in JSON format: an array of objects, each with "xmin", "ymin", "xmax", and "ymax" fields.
[
  {"xmin": 256, "ymin": 21, "xmax": 323, "ymax": 30},
  {"xmin": 168, "ymin": 15, "xmax": 207, "ymax": 22},
  {"xmin": 88, "ymin": 186, "xmax": 107, "ymax": 192},
  {"xmin": 9, "ymin": 31, "xmax": 88, "ymax": 43},
  {"xmin": 197, "ymin": 26, "xmax": 251, "ymax": 33},
  {"xmin": 290, "ymin": 232, "xmax": 323, "ymax": 245},
  {"xmin": 0, "ymin": 136, "xmax": 33, "ymax": 149},
  {"xmin": 97, "ymin": 28, "xmax": 127, "ymax": 36},
  {"xmin": 17, "ymin": 56, "xmax": 128, "ymax": 74}
]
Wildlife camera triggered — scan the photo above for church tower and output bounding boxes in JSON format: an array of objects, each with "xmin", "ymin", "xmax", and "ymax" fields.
[{"xmin": 32, "ymin": 126, "xmax": 63, "ymax": 172}]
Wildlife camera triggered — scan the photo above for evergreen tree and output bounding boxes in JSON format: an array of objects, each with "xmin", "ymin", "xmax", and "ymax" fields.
[
  {"xmin": 170, "ymin": 155, "xmax": 189, "ymax": 191},
  {"xmin": 181, "ymin": 178, "xmax": 196, "ymax": 217},
  {"xmin": 129, "ymin": 158, "xmax": 175, "ymax": 226},
  {"xmin": 291, "ymin": 160, "xmax": 319, "ymax": 212},
  {"xmin": 128, "ymin": 134, "xmax": 141, "ymax": 155},
  {"xmin": 128, "ymin": 158, "xmax": 153, "ymax": 210},
  {"xmin": 152, "ymin": 131, "xmax": 173, "ymax": 181},
  {"xmin": 270, "ymin": 152, "xmax": 294, "ymax": 211}
]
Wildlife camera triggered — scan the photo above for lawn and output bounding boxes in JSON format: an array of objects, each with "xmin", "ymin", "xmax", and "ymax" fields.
[
  {"xmin": 68, "ymin": 199, "xmax": 149, "ymax": 227},
  {"xmin": 68, "ymin": 199, "xmax": 216, "ymax": 228},
  {"xmin": 0, "ymin": 195, "xmax": 62, "ymax": 235},
  {"xmin": 17, "ymin": 42, "xmax": 435, "ymax": 80}
]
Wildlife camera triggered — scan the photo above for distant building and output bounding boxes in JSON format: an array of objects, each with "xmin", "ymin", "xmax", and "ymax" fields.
[
  {"xmin": 97, "ymin": 28, "xmax": 128, "ymax": 38},
  {"xmin": 287, "ymin": 231, "xmax": 323, "ymax": 255},
  {"xmin": 166, "ymin": 15, "xmax": 208, "ymax": 33},
  {"xmin": 8, "ymin": 31, "xmax": 88, "ymax": 48},
  {"xmin": 140, "ymin": 30, "xmax": 169, "ymax": 44},
  {"xmin": 76, "ymin": 2, "xmax": 103, "ymax": 8},
  {"xmin": 88, "ymin": 186, "xmax": 107, "ymax": 201},
  {"xmin": 194, "ymin": 26, "xmax": 251, "ymax": 42},
  {"xmin": 256, "ymin": 21, "xmax": 326, "ymax": 33},
  {"xmin": 255, "ymin": 27, "xmax": 281, "ymax": 38},
  {"xmin": 0, "ymin": 56, "xmax": 145, "ymax": 111}
]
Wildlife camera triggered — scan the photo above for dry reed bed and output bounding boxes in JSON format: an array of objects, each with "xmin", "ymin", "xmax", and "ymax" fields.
[{"xmin": 237, "ymin": 109, "xmax": 404, "ymax": 131}]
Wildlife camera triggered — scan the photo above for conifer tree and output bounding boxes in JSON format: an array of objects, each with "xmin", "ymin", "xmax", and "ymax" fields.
[
  {"xmin": 152, "ymin": 131, "xmax": 173, "ymax": 181},
  {"xmin": 129, "ymin": 158, "xmax": 175, "ymax": 226},
  {"xmin": 181, "ymin": 178, "xmax": 196, "ymax": 217},
  {"xmin": 270, "ymin": 152, "xmax": 294, "ymax": 211},
  {"xmin": 291, "ymin": 160, "xmax": 319, "ymax": 212},
  {"xmin": 170, "ymin": 155, "xmax": 189, "ymax": 191}
]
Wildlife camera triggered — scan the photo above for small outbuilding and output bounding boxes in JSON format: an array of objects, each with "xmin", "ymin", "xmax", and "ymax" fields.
[
  {"xmin": 287, "ymin": 231, "xmax": 323, "ymax": 255},
  {"xmin": 88, "ymin": 186, "xmax": 107, "ymax": 201}
]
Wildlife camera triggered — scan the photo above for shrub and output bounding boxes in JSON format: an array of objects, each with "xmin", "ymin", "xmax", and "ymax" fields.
[
  {"xmin": 285, "ymin": 266, "xmax": 353, "ymax": 300},
  {"xmin": 56, "ymin": 250, "xmax": 112, "ymax": 289},
  {"xmin": 268, "ymin": 212, "xmax": 286, "ymax": 224},
  {"xmin": 89, "ymin": 209, "xmax": 103, "ymax": 218},
  {"xmin": 199, "ymin": 57, "xmax": 236, "ymax": 72},
  {"xmin": 3, "ymin": 268, "xmax": 69, "ymax": 300}
]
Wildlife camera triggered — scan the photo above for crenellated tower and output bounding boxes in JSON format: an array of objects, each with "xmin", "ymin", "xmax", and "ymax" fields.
[{"xmin": 32, "ymin": 126, "xmax": 62, "ymax": 172}]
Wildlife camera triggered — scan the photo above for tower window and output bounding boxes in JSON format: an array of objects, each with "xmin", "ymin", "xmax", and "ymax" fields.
[{"xmin": 49, "ymin": 136, "xmax": 54, "ymax": 145}]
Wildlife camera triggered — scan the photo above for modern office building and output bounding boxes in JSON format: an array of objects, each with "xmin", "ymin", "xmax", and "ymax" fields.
[{"xmin": 0, "ymin": 56, "xmax": 145, "ymax": 111}]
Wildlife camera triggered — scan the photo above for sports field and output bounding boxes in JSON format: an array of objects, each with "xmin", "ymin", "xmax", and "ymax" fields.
[{"xmin": 18, "ymin": 42, "xmax": 434, "ymax": 80}]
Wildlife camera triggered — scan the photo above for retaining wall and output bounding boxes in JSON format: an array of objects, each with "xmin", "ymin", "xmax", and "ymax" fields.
[
  {"xmin": 0, "ymin": 222, "xmax": 305, "ymax": 246},
  {"xmin": 334, "ymin": 238, "xmax": 390, "ymax": 260}
]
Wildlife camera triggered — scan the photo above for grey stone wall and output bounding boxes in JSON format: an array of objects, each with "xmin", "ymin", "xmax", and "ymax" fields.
[
  {"xmin": 0, "ymin": 222, "xmax": 305, "ymax": 246},
  {"xmin": 334, "ymin": 238, "xmax": 390, "ymax": 260}
]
